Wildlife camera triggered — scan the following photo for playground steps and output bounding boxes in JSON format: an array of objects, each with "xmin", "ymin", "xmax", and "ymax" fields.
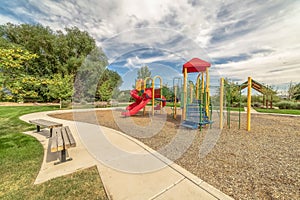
[
  {"xmin": 181, "ymin": 120, "xmax": 199, "ymax": 129},
  {"xmin": 181, "ymin": 101, "xmax": 213, "ymax": 129}
]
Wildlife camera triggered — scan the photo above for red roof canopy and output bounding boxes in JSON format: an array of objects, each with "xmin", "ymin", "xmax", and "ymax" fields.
[{"xmin": 183, "ymin": 58, "xmax": 211, "ymax": 73}]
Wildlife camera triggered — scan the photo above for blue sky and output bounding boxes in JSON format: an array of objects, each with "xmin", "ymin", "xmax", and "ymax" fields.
[{"xmin": 1, "ymin": 0, "xmax": 299, "ymax": 93}]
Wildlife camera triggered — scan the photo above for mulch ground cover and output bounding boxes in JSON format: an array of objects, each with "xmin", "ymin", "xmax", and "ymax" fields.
[{"xmin": 51, "ymin": 108, "xmax": 300, "ymax": 200}]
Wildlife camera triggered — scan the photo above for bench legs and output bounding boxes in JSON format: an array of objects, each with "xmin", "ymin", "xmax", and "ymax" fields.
[
  {"xmin": 54, "ymin": 149, "xmax": 72, "ymax": 165},
  {"xmin": 61, "ymin": 149, "xmax": 67, "ymax": 162},
  {"xmin": 36, "ymin": 125, "xmax": 52, "ymax": 138},
  {"xmin": 36, "ymin": 125, "xmax": 40, "ymax": 132},
  {"xmin": 49, "ymin": 128, "xmax": 53, "ymax": 138}
]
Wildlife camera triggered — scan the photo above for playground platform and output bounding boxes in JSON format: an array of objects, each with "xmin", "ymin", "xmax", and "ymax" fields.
[{"xmin": 20, "ymin": 109, "xmax": 233, "ymax": 200}]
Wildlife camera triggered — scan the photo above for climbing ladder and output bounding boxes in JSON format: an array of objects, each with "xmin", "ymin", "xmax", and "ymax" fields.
[{"xmin": 181, "ymin": 100, "xmax": 213, "ymax": 129}]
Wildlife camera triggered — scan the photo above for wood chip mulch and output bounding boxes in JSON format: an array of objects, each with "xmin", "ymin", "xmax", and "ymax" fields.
[{"xmin": 50, "ymin": 108, "xmax": 300, "ymax": 200}]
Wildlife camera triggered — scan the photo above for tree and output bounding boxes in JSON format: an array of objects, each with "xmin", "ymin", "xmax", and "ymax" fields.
[
  {"xmin": 288, "ymin": 82, "xmax": 300, "ymax": 100},
  {"xmin": 64, "ymin": 27, "xmax": 96, "ymax": 59},
  {"xmin": 97, "ymin": 81, "xmax": 112, "ymax": 101},
  {"xmin": 0, "ymin": 23, "xmax": 123, "ymax": 103},
  {"xmin": 3, "ymin": 23, "xmax": 58, "ymax": 76},
  {"xmin": 47, "ymin": 74, "xmax": 74, "ymax": 108},
  {"xmin": 161, "ymin": 85, "xmax": 173, "ymax": 100},
  {"xmin": 224, "ymin": 79, "xmax": 241, "ymax": 105},
  {"xmin": 62, "ymin": 27, "xmax": 96, "ymax": 75},
  {"xmin": 0, "ymin": 47, "xmax": 38, "ymax": 71},
  {"xmin": 0, "ymin": 47, "xmax": 38, "ymax": 102},
  {"xmin": 1, "ymin": 23, "xmax": 97, "ymax": 77},
  {"xmin": 97, "ymin": 69, "xmax": 122, "ymax": 101},
  {"xmin": 74, "ymin": 48, "xmax": 108, "ymax": 102},
  {"xmin": 137, "ymin": 65, "xmax": 151, "ymax": 79}
]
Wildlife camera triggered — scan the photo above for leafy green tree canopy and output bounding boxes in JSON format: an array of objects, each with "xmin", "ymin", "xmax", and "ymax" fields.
[
  {"xmin": 288, "ymin": 82, "xmax": 300, "ymax": 100},
  {"xmin": 1, "ymin": 23, "xmax": 96, "ymax": 77},
  {"xmin": 97, "ymin": 69, "xmax": 122, "ymax": 101},
  {"xmin": 47, "ymin": 74, "xmax": 74, "ymax": 108},
  {"xmin": 0, "ymin": 23, "xmax": 122, "ymax": 104},
  {"xmin": 224, "ymin": 79, "xmax": 241, "ymax": 104},
  {"xmin": 137, "ymin": 65, "xmax": 151, "ymax": 80},
  {"xmin": 0, "ymin": 47, "xmax": 38, "ymax": 102}
]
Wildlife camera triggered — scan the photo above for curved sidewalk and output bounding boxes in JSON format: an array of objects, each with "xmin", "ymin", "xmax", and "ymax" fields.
[{"xmin": 20, "ymin": 109, "xmax": 233, "ymax": 200}]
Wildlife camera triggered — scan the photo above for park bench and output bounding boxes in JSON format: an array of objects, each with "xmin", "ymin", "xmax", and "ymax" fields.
[
  {"xmin": 50, "ymin": 126, "xmax": 76, "ymax": 165},
  {"xmin": 29, "ymin": 119, "xmax": 63, "ymax": 137}
]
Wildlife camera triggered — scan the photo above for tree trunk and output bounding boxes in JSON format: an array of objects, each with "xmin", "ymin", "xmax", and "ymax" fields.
[{"xmin": 270, "ymin": 95, "xmax": 273, "ymax": 109}]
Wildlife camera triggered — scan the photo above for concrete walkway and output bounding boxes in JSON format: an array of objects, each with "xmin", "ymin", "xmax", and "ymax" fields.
[
  {"xmin": 244, "ymin": 106, "xmax": 258, "ymax": 113},
  {"xmin": 20, "ymin": 109, "xmax": 233, "ymax": 200}
]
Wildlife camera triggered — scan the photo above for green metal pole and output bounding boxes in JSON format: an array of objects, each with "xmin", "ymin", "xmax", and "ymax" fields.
[
  {"xmin": 203, "ymin": 88, "xmax": 206, "ymax": 109},
  {"xmin": 239, "ymin": 85, "xmax": 241, "ymax": 129},
  {"xmin": 199, "ymin": 78, "xmax": 203, "ymax": 131},
  {"xmin": 199, "ymin": 98, "xmax": 202, "ymax": 131},
  {"xmin": 227, "ymin": 85, "xmax": 231, "ymax": 129}
]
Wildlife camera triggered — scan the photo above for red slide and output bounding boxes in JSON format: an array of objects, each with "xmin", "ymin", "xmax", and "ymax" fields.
[
  {"xmin": 125, "ymin": 89, "xmax": 143, "ymax": 111},
  {"xmin": 122, "ymin": 88, "xmax": 166, "ymax": 116}
]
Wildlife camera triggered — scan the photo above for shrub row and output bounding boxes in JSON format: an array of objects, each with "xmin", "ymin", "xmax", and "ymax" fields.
[{"xmin": 276, "ymin": 101, "xmax": 300, "ymax": 109}]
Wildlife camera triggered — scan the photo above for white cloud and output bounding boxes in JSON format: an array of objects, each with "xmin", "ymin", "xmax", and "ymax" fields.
[
  {"xmin": 0, "ymin": 14, "xmax": 20, "ymax": 24},
  {"xmin": 1, "ymin": 0, "xmax": 299, "ymax": 89},
  {"xmin": 124, "ymin": 56, "xmax": 143, "ymax": 68}
]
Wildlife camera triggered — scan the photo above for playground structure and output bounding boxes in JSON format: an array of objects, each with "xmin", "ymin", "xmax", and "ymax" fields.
[
  {"xmin": 219, "ymin": 77, "xmax": 275, "ymax": 131},
  {"xmin": 180, "ymin": 58, "xmax": 213, "ymax": 130},
  {"xmin": 220, "ymin": 77, "xmax": 252, "ymax": 131},
  {"xmin": 121, "ymin": 60, "xmax": 271, "ymax": 132},
  {"xmin": 121, "ymin": 76, "xmax": 166, "ymax": 116},
  {"xmin": 176, "ymin": 58, "xmax": 261, "ymax": 132},
  {"xmin": 218, "ymin": 78, "xmax": 245, "ymax": 130},
  {"xmin": 241, "ymin": 79, "xmax": 276, "ymax": 109}
]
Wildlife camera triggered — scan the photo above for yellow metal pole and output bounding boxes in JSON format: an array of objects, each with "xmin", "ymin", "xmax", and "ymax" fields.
[
  {"xmin": 174, "ymin": 85, "xmax": 177, "ymax": 119},
  {"xmin": 189, "ymin": 82, "xmax": 193, "ymax": 104},
  {"xmin": 220, "ymin": 78, "xmax": 224, "ymax": 129},
  {"xmin": 201, "ymin": 72, "xmax": 204, "ymax": 95},
  {"xmin": 205, "ymin": 67, "xmax": 210, "ymax": 118},
  {"xmin": 144, "ymin": 77, "xmax": 152, "ymax": 87},
  {"xmin": 183, "ymin": 68, "xmax": 187, "ymax": 120},
  {"xmin": 143, "ymin": 77, "xmax": 152, "ymax": 115},
  {"xmin": 247, "ymin": 77, "xmax": 252, "ymax": 131},
  {"xmin": 152, "ymin": 79, "xmax": 155, "ymax": 116}
]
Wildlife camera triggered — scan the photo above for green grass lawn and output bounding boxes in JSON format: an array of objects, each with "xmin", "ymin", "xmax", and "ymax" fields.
[
  {"xmin": 226, "ymin": 107, "xmax": 244, "ymax": 112},
  {"xmin": 255, "ymin": 108, "xmax": 300, "ymax": 115},
  {"xmin": 212, "ymin": 107, "xmax": 244, "ymax": 112},
  {"xmin": 166, "ymin": 102, "xmax": 181, "ymax": 107},
  {"xmin": 0, "ymin": 106, "xmax": 108, "ymax": 200}
]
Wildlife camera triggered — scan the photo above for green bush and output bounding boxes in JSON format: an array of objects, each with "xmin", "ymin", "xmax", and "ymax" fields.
[
  {"xmin": 277, "ymin": 101, "xmax": 292, "ymax": 109},
  {"xmin": 232, "ymin": 102, "xmax": 246, "ymax": 108},
  {"xmin": 61, "ymin": 100, "xmax": 72, "ymax": 108},
  {"xmin": 277, "ymin": 101, "xmax": 299, "ymax": 109},
  {"xmin": 251, "ymin": 95, "xmax": 262, "ymax": 103}
]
